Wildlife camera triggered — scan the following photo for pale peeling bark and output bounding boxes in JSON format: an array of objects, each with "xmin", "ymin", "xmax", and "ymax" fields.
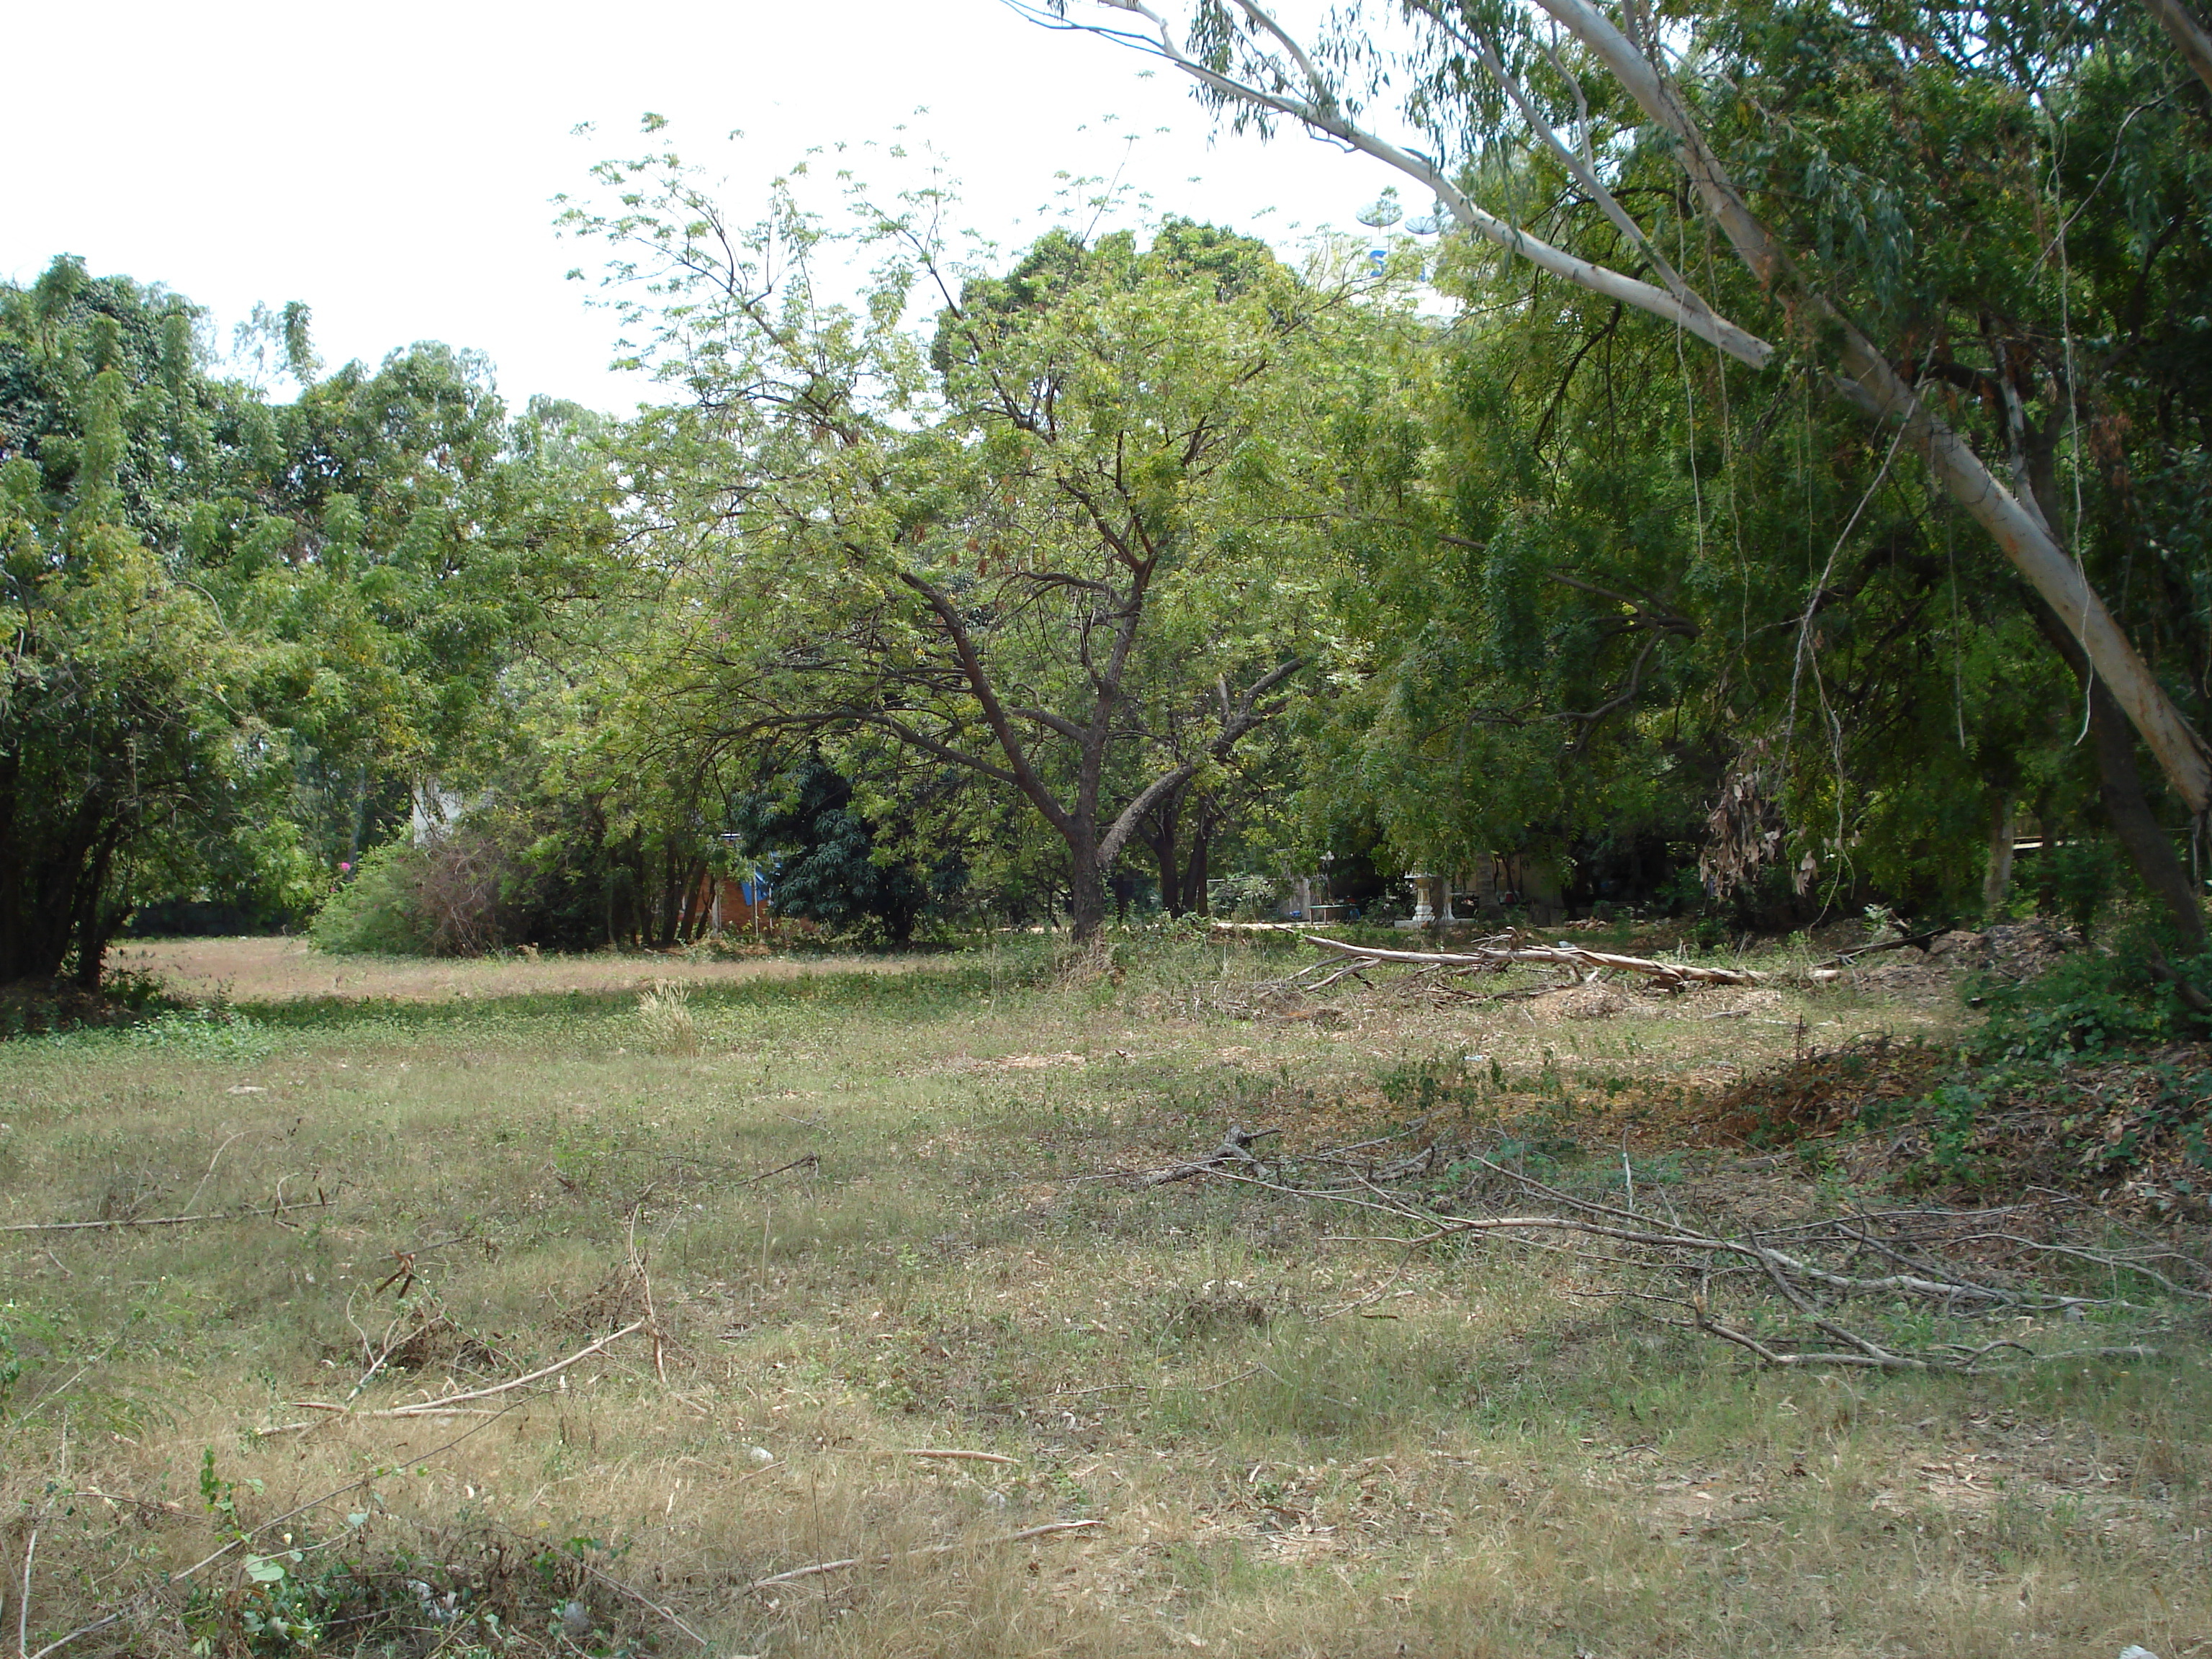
[
  {"xmin": 1040, "ymin": 0, "xmax": 2212, "ymax": 819},
  {"xmin": 2141, "ymin": 0, "xmax": 2212, "ymax": 94},
  {"xmin": 1077, "ymin": 0, "xmax": 1775, "ymax": 368}
]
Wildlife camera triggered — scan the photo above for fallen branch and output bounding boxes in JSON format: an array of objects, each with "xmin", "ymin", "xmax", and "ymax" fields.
[
  {"xmin": 1142, "ymin": 1125, "xmax": 2187, "ymax": 1375},
  {"xmin": 274, "ymin": 1321, "xmax": 647, "ymax": 1429},
  {"xmin": 1143, "ymin": 1124, "xmax": 1279, "ymax": 1187},
  {"xmin": 1818, "ymin": 929, "xmax": 1945, "ymax": 967},
  {"xmin": 575, "ymin": 1557, "xmax": 710, "ymax": 1649},
  {"xmin": 884, "ymin": 1449, "xmax": 1019, "ymax": 1466},
  {"xmin": 747, "ymin": 1520, "xmax": 1104, "ymax": 1592},
  {"xmin": 1300, "ymin": 934, "xmax": 1777, "ymax": 986},
  {"xmin": 1, "ymin": 1193, "xmax": 332, "ymax": 1234}
]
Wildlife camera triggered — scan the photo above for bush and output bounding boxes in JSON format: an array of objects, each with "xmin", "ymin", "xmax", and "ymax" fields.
[
  {"xmin": 310, "ymin": 835, "xmax": 509, "ymax": 956},
  {"xmin": 1216, "ymin": 873, "xmax": 1280, "ymax": 920},
  {"xmin": 2029, "ymin": 837, "xmax": 2128, "ymax": 939},
  {"xmin": 309, "ymin": 843, "xmax": 430, "ymax": 954},
  {"xmin": 1973, "ymin": 953, "xmax": 2163, "ymax": 1061}
]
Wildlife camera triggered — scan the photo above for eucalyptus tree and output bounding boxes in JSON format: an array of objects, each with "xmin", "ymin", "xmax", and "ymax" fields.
[
  {"xmin": 566, "ymin": 156, "xmax": 1370, "ymax": 941},
  {"xmin": 1033, "ymin": 0, "xmax": 2212, "ymax": 954}
]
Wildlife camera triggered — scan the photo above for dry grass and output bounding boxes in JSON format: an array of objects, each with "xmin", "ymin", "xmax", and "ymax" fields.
[
  {"xmin": 0, "ymin": 934, "xmax": 2203, "ymax": 1658},
  {"xmin": 106, "ymin": 935, "xmax": 925, "ymax": 1004},
  {"xmin": 636, "ymin": 981, "xmax": 703, "ymax": 1058}
]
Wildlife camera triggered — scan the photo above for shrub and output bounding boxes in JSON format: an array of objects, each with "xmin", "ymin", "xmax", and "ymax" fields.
[
  {"xmin": 310, "ymin": 835, "xmax": 510, "ymax": 956},
  {"xmin": 1973, "ymin": 931, "xmax": 2211, "ymax": 1064},
  {"xmin": 309, "ymin": 842, "xmax": 432, "ymax": 955},
  {"xmin": 1216, "ymin": 873, "xmax": 1280, "ymax": 920},
  {"xmin": 2028, "ymin": 836, "xmax": 2127, "ymax": 939}
]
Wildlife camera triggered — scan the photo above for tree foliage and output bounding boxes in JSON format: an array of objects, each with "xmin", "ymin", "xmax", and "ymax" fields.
[
  {"xmin": 0, "ymin": 257, "xmax": 611, "ymax": 985},
  {"xmin": 559, "ymin": 151, "xmax": 1385, "ymax": 940}
]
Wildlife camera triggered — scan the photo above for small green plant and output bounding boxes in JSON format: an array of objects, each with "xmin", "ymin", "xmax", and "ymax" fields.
[
  {"xmin": 2029, "ymin": 837, "xmax": 2126, "ymax": 939},
  {"xmin": 0, "ymin": 1311, "xmax": 22, "ymax": 1415},
  {"xmin": 1922, "ymin": 1081, "xmax": 1992, "ymax": 1185},
  {"xmin": 1216, "ymin": 872, "xmax": 1281, "ymax": 920},
  {"xmin": 117, "ymin": 1007, "xmax": 274, "ymax": 1061}
]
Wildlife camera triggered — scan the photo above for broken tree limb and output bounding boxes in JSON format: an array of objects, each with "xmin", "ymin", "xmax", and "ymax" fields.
[
  {"xmin": 1134, "ymin": 1128, "xmax": 2192, "ymax": 1374},
  {"xmin": 1299, "ymin": 933, "xmax": 1769, "ymax": 986},
  {"xmin": 1143, "ymin": 1124, "xmax": 1280, "ymax": 1186},
  {"xmin": 273, "ymin": 1320, "xmax": 648, "ymax": 1430}
]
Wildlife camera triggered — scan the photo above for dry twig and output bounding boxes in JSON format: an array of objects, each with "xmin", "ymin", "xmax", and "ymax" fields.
[
  {"xmin": 747, "ymin": 1520, "xmax": 1104, "ymax": 1592},
  {"xmin": 1, "ymin": 1193, "xmax": 331, "ymax": 1234},
  {"xmin": 1299, "ymin": 932, "xmax": 1809, "ymax": 987},
  {"xmin": 271, "ymin": 1321, "xmax": 647, "ymax": 1431}
]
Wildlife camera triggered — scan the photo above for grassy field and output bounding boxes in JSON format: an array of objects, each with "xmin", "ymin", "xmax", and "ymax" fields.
[{"xmin": 1, "ymin": 932, "xmax": 2204, "ymax": 1658}]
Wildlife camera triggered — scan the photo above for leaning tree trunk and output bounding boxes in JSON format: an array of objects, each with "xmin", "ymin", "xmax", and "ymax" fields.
[{"xmin": 2141, "ymin": 0, "xmax": 2212, "ymax": 93}]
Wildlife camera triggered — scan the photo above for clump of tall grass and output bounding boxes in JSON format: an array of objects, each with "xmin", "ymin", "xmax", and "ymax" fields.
[{"xmin": 635, "ymin": 980, "xmax": 701, "ymax": 1057}]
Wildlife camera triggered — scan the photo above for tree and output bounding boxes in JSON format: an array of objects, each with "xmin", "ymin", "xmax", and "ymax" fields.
[
  {"xmin": 566, "ymin": 156, "xmax": 1364, "ymax": 942},
  {"xmin": 1, "ymin": 256, "xmax": 608, "ymax": 985},
  {"xmin": 1029, "ymin": 0, "xmax": 2212, "ymax": 945},
  {"xmin": 730, "ymin": 750, "xmax": 938, "ymax": 941},
  {"xmin": 1, "ymin": 260, "xmax": 304, "ymax": 985}
]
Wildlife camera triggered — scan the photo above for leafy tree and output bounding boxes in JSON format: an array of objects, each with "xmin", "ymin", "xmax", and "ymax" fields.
[
  {"xmin": 1045, "ymin": 0, "xmax": 2212, "ymax": 981},
  {"xmin": 1038, "ymin": 0, "xmax": 2212, "ymax": 952},
  {"xmin": 1, "ymin": 256, "xmax": 610, "ymax": 985},
  {"xmin": 565, "ymin": 155, "xmax": 1367, "ymax": 942},
  {"xmin": 1, "ymin": 260, "xmax": 307, "ymax": 984},
  {"xmin": 729, "ymin": 751, "xmax": 938, "ymax": 941}
]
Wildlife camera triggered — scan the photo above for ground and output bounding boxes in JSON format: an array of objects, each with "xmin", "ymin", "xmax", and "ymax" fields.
[{"xmin": 0, "ymin": 931, "xmax": 2203, "ymax": 1658}]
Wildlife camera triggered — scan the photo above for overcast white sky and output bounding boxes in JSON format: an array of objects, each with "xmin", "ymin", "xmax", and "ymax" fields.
[{"xmin": 2, "ymin": 0, "xmax": 1396, "ymax": 413}]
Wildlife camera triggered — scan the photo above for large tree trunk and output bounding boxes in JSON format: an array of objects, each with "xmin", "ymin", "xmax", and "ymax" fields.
[
  {"xmin": 1067, "ymin": 830, "xmax": 1108, "ymax": 946},
  {"xmin": 1983, "ymin": 799, "xmax": 2017, "ymax": 917},
  {"xmin": 1139, "ymin": 781, "xmax": 1189, "ymax": 916},
  {"xmin": 1180, "ymin": 804, "xmax": 1215, "ymax": 916},
  {"xmin": 70, "ymin": 827, "xmax": 123, "ymax": 991}
]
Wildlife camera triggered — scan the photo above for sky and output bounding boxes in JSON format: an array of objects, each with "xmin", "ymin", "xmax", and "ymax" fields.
[{"xmin": 2, "ymin": 0, "xmax": 1400, "ymax": 413}]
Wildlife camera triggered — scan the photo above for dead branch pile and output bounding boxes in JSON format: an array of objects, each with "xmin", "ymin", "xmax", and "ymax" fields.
[{"xmin": 1132, "ymin": 1125, "xmax": 2206, "ymax": 1373}]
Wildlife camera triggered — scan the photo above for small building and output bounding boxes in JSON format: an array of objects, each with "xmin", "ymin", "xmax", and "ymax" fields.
[{"xmin": 706, "ymin": 873, "xmax": 773, "ymax": 935}]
